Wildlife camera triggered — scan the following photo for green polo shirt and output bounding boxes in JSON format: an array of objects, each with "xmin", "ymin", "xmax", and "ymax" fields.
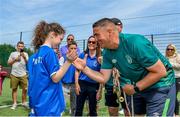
[{"xmin": 102, "ymin": 33, "xmax": 175, "ymax": 89}]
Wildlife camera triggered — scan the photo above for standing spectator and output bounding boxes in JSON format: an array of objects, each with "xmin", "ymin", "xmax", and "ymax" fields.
[
  {"xmin": 59, "ymin": 34, "xmax": 80, "ymax": 115},
  {"xmin": 60, "ymin": 34, "xmax": 81, "ymax": 57},
  {"xmin": 75, "ymin": 18, "xmax": 175, "ymax": 116},
  {"xmin": 60, "ymin": 40, "xmax": 78, "ymax": 116},
  {"xmin": 7, "ymin": 41, "xmax": 29, "ymax": 110},
  {"xmin": 75, "ymin": 36, "xmax": 101, "ymax": 116},
  {"xmin": 28, "ymin": 21, "xmax": 78, "ymax": 116},
  {"xmin": 165, "ymin": 44, "xmax": 180, "ymax": 116},
  {"xmin": 0, "ymin": 65, "xmax": 8, "ymax": 96}
]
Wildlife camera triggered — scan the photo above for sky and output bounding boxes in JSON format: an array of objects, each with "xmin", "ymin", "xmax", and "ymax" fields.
[{"xmin": 0, "ymin": 0, "xmax": 180, "ymax": 52}]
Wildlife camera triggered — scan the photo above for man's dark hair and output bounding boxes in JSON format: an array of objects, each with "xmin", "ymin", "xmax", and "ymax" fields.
[
  {"xmin": 17, "ymin": 41, "xmax": 24, "ymax": 46},
  {"xmin": 92, "ymin": 18, "xmax": 114, "ymax": 28}
]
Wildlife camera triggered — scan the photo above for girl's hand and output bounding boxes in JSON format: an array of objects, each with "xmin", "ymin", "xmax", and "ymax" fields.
[{"xmin": 66, "ymin": 50, "xmax": 78, "ymax": 63}]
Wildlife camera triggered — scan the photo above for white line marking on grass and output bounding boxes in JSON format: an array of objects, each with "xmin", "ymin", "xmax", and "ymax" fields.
[{"xmin": 0, "ymin": 102, "xmax": 28, "ymax": 109}]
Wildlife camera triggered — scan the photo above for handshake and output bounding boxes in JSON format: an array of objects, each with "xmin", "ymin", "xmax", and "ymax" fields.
[{"xmin": 66, "ymin": 50, "xmax": 87, "ymax": 71}]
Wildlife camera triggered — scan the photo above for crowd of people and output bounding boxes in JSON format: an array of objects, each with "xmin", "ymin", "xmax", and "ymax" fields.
[{"xmin": 1, "ymin": 17, "xmax": 180, "ymax": 116}]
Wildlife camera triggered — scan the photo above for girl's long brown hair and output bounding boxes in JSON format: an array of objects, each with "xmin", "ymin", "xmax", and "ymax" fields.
[{"xmin": 32, "ymin": 21, "xmax": 65, "ymax": 51}]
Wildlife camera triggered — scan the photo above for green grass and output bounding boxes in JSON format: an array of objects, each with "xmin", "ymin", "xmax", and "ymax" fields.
[
  {"xmin": 1, "ymin": 78, "xmax": 179, "ymax": 116},
  {"xmin": 0, "ymin": 78, "xmax": 109, "ymax": 116},
  {"xmin": 0, "ymin": 78, "xmax": 30, "ymax": 116}
]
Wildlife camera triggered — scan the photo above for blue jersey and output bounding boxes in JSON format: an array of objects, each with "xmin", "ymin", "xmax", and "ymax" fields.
[
  {"xmin": 79, "ymin": 52, "xmax": 101, "ymax": 83},
  {"xmin": 28, "ymin": 45, "xmax": 65, "ymax": 116},
  {"xmin": 61, "ymin": 55, "xmax": 75, "ymax": 84}
]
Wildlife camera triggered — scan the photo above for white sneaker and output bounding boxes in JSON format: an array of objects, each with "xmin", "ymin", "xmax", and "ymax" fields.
[
  {"xmin": 119, "ymin": 109, "xmax": 124, "ymax": 115},
  {"xmin": 11, "ymin": 103, "xmax": 17, "ymax": 110},
  {"xmin": 22, "ymin": 102, "xmax": 29, "ymax": 109}
]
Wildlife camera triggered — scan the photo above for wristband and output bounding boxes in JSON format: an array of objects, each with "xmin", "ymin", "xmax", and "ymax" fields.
[{"xmin": 134, "ymin": 84, "xmax": 140, "ymax": 93}]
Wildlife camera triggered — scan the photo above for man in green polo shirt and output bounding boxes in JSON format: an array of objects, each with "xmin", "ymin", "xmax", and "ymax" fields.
[
  {"xmin": 75, "ymin": 18, "xmax": 175, "ymax": 116},
  {"xmin": 104, "ymin": 18, "xmax": 124, "ymax": 116}
]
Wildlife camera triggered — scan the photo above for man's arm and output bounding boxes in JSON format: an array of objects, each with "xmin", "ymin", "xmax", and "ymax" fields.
[
  {"xmin": 136, "ymin": 59, "xmax": 166, "ymax": 91},
  {"xmin": 123, "ymin": 59, "xmax": 167, "ymax": 95},
  {"xmin": 73, "ymin": 56, "xmax": 112, "ymax": 84},
  {"xmin": 82, "ymin": 66, "xmax": 112, "ymax": 84},
  {"xmin": 21, "ymin": 52, "xmax": 28, "ymax": 63},
  {"xmin": 7, "ymin": 55, "xmax": 20, "ymax": 65}
]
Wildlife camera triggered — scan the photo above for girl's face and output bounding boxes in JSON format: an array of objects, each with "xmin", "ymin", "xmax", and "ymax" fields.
[
  {"xmin": 68, "ymin": 44, "xmax": 77, "ymax": 53},
  {"xmin": 52, "ymin": 34, "xmax": 64, "ymax": 46},
  {"xmin": 88, "ymin": 37, "xmax": 97, "ymax": 50},
  {"xmin": 166, "ymin": 45, "xmax": 175, "ymax": 56}
]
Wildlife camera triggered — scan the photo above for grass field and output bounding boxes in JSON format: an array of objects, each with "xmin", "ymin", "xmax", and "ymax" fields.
[
  {"xmin": 1, "ymin": 78, "xmax": 179, "ymax": 116},
  {"xmin": 0, "ymin": 78, "xmax": 109, "ymax": 116}
]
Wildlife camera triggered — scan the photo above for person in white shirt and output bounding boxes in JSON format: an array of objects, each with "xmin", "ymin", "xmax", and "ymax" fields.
[{"xmin": 8, "ymin": 41, "xmax": 29, "ymax": 110}]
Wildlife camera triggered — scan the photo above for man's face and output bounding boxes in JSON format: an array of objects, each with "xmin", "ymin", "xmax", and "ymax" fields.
[
  {"xmin": 67, "ymin": 35, "xmax": 74, "ymax": 45},
  {"xmin": 68, "ymin": 44, "xmax": 77, "ymax": 53},
  {"xmin": 17, "ymin": 43, "xmax": 24, "ymax": 52},
  {"xmin": 93, "ymin": 27, "xmax": 109, "ymax": 48}
]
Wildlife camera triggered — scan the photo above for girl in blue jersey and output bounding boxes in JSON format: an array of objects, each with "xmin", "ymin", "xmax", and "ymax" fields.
[
  {"xmin": 75, "ymin": 36, "xmax": 101, "ymax": 116},
  {"xmin": 28, "ymin": 21, "xmax": 78, "ymax": 116}
]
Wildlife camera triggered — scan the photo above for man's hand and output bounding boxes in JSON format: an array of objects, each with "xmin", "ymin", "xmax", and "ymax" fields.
[
  {"xmin": 96, "ymin": 90, "xmax": 102, "ymax": 101},
  {"xmin": 122, "ymin": 84, "xmax": 136, "ymax": 95},
  {"xmin": 73, "ymin": 54, "xmax": 87, "ymax": 71},
  {"xmin": 15, "ymin": 55, "xmax": 21, "ymax": 62},
  {"xmin": 20, "ymin": 52, "xmax": 25, "ymax": 58},
  {"xmin": 20, "ymin": 52, "xmax": 27, "ymax": 61}
]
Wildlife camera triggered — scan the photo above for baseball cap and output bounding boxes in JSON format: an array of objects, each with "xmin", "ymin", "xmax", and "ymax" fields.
[{"xmin": 111, "ymin": 18, "xmax": 122, "ymax": 25}]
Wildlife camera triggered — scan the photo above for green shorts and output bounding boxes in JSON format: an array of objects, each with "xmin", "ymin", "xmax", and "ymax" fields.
[{"xmin": 10, "ymin": 74, "xmax": 28, "ymax": 90}]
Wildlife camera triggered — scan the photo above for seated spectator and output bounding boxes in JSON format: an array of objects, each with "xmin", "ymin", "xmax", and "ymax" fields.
[{"xmin": 165, "ymin": 44, "xmax": 180, "ymax": 116}]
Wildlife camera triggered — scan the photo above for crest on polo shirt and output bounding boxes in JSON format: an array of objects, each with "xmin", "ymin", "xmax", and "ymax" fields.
[
  {"xmin": 112, "ymin": 59, "xmax": 117, "ymax": 64},
  {"xmin": 125, "ymin": 55, "xmax": 132, "ymax": 64}
]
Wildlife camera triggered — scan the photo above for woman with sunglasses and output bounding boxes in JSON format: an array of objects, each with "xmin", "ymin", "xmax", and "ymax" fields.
[
  {"xmin": 75, "ymin": 36, "xmax": 101, "ymax": 116},
  {"xmin": 165, "ymin": 44, "xmax": 180, "ymax": 116}
]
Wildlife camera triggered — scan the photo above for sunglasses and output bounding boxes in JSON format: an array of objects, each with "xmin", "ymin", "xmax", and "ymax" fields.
[
  {"xmin": 88, "ymin": 41, "xmax": 96, "ymax": 44},
  {"xmin": 67, "ymin": 38, "xmax": 74, "ymax": 41},
  {"xmin": 167, "ymin": 48, "xmax": 174, "ymax": 51}
]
